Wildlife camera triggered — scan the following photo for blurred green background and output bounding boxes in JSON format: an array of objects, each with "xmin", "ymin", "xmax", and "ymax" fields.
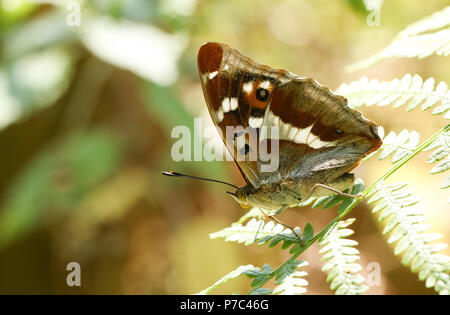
[{"xmin": 0, "ymin": 0, "xmax": 448, "ymax": 294}]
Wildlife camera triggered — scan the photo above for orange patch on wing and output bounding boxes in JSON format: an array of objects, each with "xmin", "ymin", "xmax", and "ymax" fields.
[
  {"xmin": 198, "ymin": 42, "xmax": 223, "ymax": 75},
  {"xmin": 245, "ymin": 79, "xmax": 273, "ymax": 109}
]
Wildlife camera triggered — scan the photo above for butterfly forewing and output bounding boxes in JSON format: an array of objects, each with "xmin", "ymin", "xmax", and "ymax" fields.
[
  {"xmin": 198, "ymin": 42, "xmax": 382, "ymax": 190},
  {"xmin": 198, "ymin": 42, "xmax": 293, "ymax": 186}
]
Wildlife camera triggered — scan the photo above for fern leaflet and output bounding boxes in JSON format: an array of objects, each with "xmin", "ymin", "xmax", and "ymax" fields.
[
  {"xmin": 304, "ymin": 178, "xmax": 365, "ymax": 215},
  {"xmin": 272, "ymin": 260, "xmax": 309, "ymax": 295},
  {"xmin": 423, "ymin": 129, "xmax": 450, "ymax": 187},
  {"xmin": 195, "ymin": 264, "xmax": 257, "ymax": 295},
  {"xmin": 367, "ymin": 181, "xmax": 450, "ymax": 294},
  {"xmin": 373, "ymin": 129, "xmax": 420, "ymax": 163},
  {"xmin": 244, "ymin": 263, "xmax": 275, "ymax": 292},
  {"xmin": 365, "ymin": 126, "xmax": 449, "ymax": 189},
  {"xmin": 336, "ymin": 74, "xmax": 450, "ymax": 117},
  {"xmin": 397, "ymin": 6, "xmax": 450, "ymax": 38},
  {"xmin": 210, "ymin": 218, "xmax": 301, "ymax": 249},
  {"xmin": 346, "ymin": 6, "xmax": 450, "ymax": 71},
  {"xmin": 318, "ymin": 218, "xmax": 369, "ymax": 295}
]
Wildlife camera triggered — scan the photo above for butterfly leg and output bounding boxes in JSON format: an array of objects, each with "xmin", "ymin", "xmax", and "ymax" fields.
[
  {"xmin": 311, "ymin": 183, "xmax": 363, "ymax": 199},
  {"xmin": 256, "ymin": 208, "xmax": 303, "ymax": 245}
]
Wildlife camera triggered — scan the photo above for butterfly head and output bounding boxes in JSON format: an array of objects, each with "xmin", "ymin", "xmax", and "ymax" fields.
[
  {"xmin": 230, "ymin": 184, "xmax": 293, "ymax": 211},
  {"xmin": 228, "ymin": 187, "xmax": 250, "ymax": 208}
]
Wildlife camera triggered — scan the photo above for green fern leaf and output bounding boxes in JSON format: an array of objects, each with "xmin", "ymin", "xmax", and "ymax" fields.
[
  {"xmin": 397, "ymin": 6, "xmax": 450, "ymax": 38},
  {"xmin": 273, "ymin": 260, "xmax": 309, "ymax": 295},
  {"xmin": 375, "ymin": 129, "xmax": 420, "ymax": 163},
  {"xmin": 367, "ymin": 181, "xmax": 450, "ymax": 294},
  {"xmin": 318, "ymin": 218, "xmax": 369, "ymax": 295},
  {"xmin": 245, "ymin": 263, "xmax": 274, "ymax": 288},
  {"xmin": 195, "ymin": 264, "xmax": 257, "ymax": 295},
  {"xmin": 236, "ymin": 207, "xmax": 265, "ymax": 224},
  {"xmin": 306, "ymin": 178, "xmax": 365, "ymax": 212},
  {"xmin": 248, "ymin": 288, "xmax": 272, "ymax": 295},
  {"xmin": 424, "ymin": 129, "xmax": 450, "ymax": 186},
  {"xmin": 430, "ymin": 159, "xmax": 450, "ymax": 174},
  {"xmin": 346, "ymin": 6, "xmax": 450, "ymax": 71},
  {"xmin": 337, "ymin": 74, "xmax": 450, "ymax": 116},
  {"xmin": 297, "ymin": 196, "xmax": 317, "ymax": 207},
  {"xmin": 210, "ymin": 218, "xmax": 301, "ymax": 248},
  {"xmin": 197, "ymin": 262, "xmax": 306, "ymax": 295},
  {"xmin": 302, "ymin": 223, "xmax": 314, "ymax": 241}
]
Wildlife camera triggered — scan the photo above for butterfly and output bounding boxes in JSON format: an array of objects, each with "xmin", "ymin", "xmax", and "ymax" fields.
[{"xmin": 192, "ymin": 42, "xmax": 382, "ymax": 214}]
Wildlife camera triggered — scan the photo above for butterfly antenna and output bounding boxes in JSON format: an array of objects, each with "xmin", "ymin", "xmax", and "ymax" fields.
[
  {"xmin": 162, "ymin": 170, "xmax": 239, "ymax": 190},
  {"xmin": 226, "ymin": 191, "xmax": 237, "ymax": 197}
]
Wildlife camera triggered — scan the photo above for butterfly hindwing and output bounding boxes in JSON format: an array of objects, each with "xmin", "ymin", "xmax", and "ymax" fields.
[{"xmin": 267, "ymin": 78, "xmax": 381, "ymax": 184}]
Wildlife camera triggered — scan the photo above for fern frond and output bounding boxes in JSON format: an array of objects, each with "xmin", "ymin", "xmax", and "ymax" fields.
[
  {"xmin": 196, "ymin": 264, "xmax": 257, "ymax": 295},
  {"xmin": 197, "ymin": 261, "xmax": 308, "ymax": 295},
  {"xmin": 244, "ymin": 263, "xmax": 274, "ymax": 292},
  {"xmin": 346, "ymin": 6, "xmax": 450, "ymax": 71},
  {"xmin": 397, "ymin": 6, "xmax": 450, "ymax": 38},
  {"xmin": 337, "ymin": 74, "xmax": 450, "ymax": 116},
  {"xmin": 236, "ymin": 207, "xmax": 265, "ymax": 224},
  {"xmin": 318, "ymin": 218, "xmax": 369, "ymax": 295},
  {"xmin": 210, "ymin": 218, "xmax": 301, "ymax": 248},
  {"xmin": 367, "ymin": 181, "xmax": 450, "ymax": 294},
  {"xmin": 375, "ymin": 129, "xmax": 420, "ymax": 163},
  {"xmin": 430, "ymin": 159, "xmax": 450, "ymax": 174},
  {"xmin": 370, "ymin": 127, "xmax": 450, "ymax": 187},
  {"xmin": 294, "ymin": 178, "xmax": 364, "ymax": 212},
  {"xmin": 424, "ymin": 129, "xmax": 450, "ymax": 187},
  {"xmin": 272, "ymin": 260, "xmax": 309, "ymax": 295}
]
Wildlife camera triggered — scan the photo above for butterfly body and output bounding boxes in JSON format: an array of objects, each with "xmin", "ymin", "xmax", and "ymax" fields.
[{"xmin": 198, "ymin": 42, "xmax": 382, "ymax": 211}]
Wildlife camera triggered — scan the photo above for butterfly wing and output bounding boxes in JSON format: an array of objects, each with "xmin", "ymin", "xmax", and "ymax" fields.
[
  {"xmin": 266, "ymin": 78, "xmax": 382, "ymax": 188},
  {"xmin": 198, "ymin": 42, "xmax": 382, "ymax": 189},
  {"xmin": 198, "ymin": 42, "xmax": 295, "ymax": 186}
]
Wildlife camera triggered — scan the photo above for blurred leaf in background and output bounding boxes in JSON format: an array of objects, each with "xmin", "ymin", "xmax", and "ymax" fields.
[{"xmin": 0, "ymin": 129, "xmax": 123, "ymax": 248}]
